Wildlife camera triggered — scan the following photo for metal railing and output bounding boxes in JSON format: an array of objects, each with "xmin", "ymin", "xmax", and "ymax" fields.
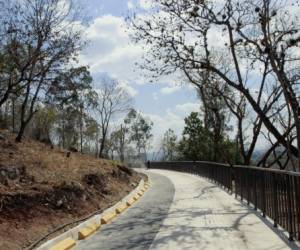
[{"xmin": 148, "ymin": 161, "xmax": 300, "ymax": 241}]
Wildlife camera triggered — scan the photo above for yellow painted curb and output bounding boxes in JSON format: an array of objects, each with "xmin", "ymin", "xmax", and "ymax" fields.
[
  {"xmin": 49, "ymin": 238, "xmax": 76, "ymax": 250},
  {"xmin": 101, "ymin": 211, "xmax": 117, "ymax": 224},
  {"xmin": 116, "ymin": 203, "xmax": 128, "ymax": 214},
  {"xmin": 126, "ymin": 197, "xmax": 136, "ymax": 206},
  {"xmin": 137, "ymin": 191, "xmax": 144, "ymax": 196},
  {"xmin": 78, "ymin": 223, "xmax": 100, "ymax": 240},
  {"xmin": 133, "ymin": 194, "xmax": 140, "ymax": 200}
]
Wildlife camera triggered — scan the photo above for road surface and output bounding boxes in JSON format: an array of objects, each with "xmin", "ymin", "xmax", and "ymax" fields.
[{"xmin": 76, "ymin": 169, "xmax": 299, "ymax": 250}]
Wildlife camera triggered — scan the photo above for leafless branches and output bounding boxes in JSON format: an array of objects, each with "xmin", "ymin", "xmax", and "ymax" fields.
[{"xmin": 130, "ymin": 0, "xmax": 300, "ymax": 170}]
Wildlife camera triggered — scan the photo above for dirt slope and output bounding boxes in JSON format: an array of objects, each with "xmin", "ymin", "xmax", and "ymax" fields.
[{"xmin": 0, "ymin": 130, "xmax": 142, "ymax": 250}]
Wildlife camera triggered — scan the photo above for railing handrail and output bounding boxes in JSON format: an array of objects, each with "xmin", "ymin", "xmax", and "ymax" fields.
[
  {"xmin": 150, "ymin": 160, "xmax": 300, "ymax": 177},
  {"xmin": 234, "ymin": 164, "xmax": 300, "ymax": 176}
]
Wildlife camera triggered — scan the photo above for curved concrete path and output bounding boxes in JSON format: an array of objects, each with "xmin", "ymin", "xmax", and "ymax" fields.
[{"xmin": 76, "ymin": 169, "xmax": 299, "ymax": 250}]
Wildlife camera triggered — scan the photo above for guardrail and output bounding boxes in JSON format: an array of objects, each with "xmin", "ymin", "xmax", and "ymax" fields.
[{"xmin": 148, "ymin": 161, "xmax": 300, "ymax": 241}]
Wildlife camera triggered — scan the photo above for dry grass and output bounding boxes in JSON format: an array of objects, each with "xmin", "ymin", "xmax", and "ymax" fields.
[{"xmin": 0, "ymin": 129, "xmax": 129, "ymax": 185}]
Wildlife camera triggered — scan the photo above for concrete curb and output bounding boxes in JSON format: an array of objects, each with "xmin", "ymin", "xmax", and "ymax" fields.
[
  {"xmin": 37, "ymin": 178, "xmax": 150, "ymax": 250},
  {"xmin": 116, "ymin": 203, "xmax": 129, "ymax": 214},
  {"xmin": 48, "ymin": 238, "xmax": 75, "ymax": 250},
  {"xmin": 100, "ymin": 211, "xmax": 117, "ymax": 224},
  {"xmin": 78, "ymin": 223, "xmax": 100, "ymax": 240},
  {"xmin": 126, "ymin": 197, "xmax": 136, "ymax": 206}
]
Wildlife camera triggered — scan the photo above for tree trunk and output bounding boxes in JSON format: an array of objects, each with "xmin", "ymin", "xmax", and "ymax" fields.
[
  {"xmin": 120, "ymin": 149, "xmax": 125, "ymax": 162},
  {"xmin": 79, "ymin": 105, "xmax": 83, "ymax": 153},
  {"xmin": 2, "ymin": 101, "xmax": 9, "ymax": 129},
  {"xmin": 99, "ymin": 137, "xmax": 105, "ymax": 158},
  {"xmin": 12, "ymin": 98, "xmax": 15, "ymax": 133},
  {"xmin": 15, "ymin": 121, "xmax": 26, "ymax": 142},
  {"xmin": 0, "ymin": 89, "xmax": 11, "ymax": 109},
  {"xmin": 295, "ymin": 113, "xmax": 300, "ymax": 171},
  {"xmin": 95, "ymin": 128, "xmax": 99, "ymax": 158},
  {"xmin": 62, "ymin": 113, "xmax": 65, "ymax": 148}
]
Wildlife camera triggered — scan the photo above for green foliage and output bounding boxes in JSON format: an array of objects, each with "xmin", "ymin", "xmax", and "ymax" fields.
[
  {"xmin": 125, "ymin": 109, "xmax": 153, "ymax": 155},
  {"xmin": 176, "ymin": 112, "xmax": 241, "ymax": 163},
  {"xmin": 48, "ymin": 66, "xmax": 94, "ymax": 107},
  {"xmin": 177, "ymin": 112, "xmax": 212, "ymax": 161},
  {"xmin": 221, "ymin": 138, "xmax": 243, "ymax": 165},
  {"xmin": 30, "ymin": 105, "xmax": 58, "ymax": 144},
  {"xmin": 84, "ymin": 117, "xmax": 98, "ymax": 140},
  {"xmin": 161, "ymin": 128, "xmax": 177, "ymax": 161},
  {"xmin": 109, "ymin": 125, "xmax": 128, "ymax": 161}
]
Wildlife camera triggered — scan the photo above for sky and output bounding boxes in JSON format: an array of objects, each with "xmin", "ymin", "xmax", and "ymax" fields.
[
  {"xmin": 72, "ymin": 0, "xmax": 300, "ymax": 157},
  {"xmin": 78, "ymin": 0, "xmax": 201, "ymax": 151}
]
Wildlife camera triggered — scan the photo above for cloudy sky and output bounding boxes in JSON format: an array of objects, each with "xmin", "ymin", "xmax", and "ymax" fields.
[{"xmin": 78, "ymin": 0, "xmax": 200, "ymax": 151}]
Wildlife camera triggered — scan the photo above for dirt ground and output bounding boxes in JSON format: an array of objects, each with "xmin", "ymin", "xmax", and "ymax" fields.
[{"xmin": 0, "ymin": 130, "xmax": 142, "ymax": 250}]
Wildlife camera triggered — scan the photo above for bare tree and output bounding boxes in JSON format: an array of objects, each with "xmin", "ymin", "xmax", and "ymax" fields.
[
  {"xmin": 96, "ymin": 78, "xmax": 132, "ymax": 158},
  {"xmin": 252, "ymin": 0, "xmax": 300, "ymax": 170},
  {"xmin": 130, "ymin": 0, "xmax": 300, "ymax": 169}
]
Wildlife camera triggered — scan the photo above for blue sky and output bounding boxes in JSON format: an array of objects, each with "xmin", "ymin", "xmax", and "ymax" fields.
[{"xmin": 78, "ymin": 0, "xmax": 200, "ymax": 149}]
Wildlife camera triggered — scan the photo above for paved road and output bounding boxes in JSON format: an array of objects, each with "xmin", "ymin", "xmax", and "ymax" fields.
[{"xmin": 76, "ymin": 169, "xmax": 299, "ymax": 250}]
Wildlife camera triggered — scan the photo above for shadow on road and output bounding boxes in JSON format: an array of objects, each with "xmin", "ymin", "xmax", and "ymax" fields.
[
  {"xmin": 77, "ymin": 170, "xmax": 299, "ymax": 250},
  {"xmin": 76, "ymin": 171, "xmax": 175, "ymax": 250}
]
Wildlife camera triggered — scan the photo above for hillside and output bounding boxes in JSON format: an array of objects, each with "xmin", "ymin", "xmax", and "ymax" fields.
[{"xmin": 0, "ymin": 130, "xmax": 142, "ymax": 250}]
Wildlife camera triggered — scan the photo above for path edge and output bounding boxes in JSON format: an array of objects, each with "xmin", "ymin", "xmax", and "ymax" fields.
[{"xmin": 36, "ymin": 172, "xmax": 149, "ymax": 250}]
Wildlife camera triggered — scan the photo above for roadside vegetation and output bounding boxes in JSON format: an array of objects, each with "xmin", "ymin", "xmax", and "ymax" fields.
[{"xmin": 160, "ymin": 112, "xmax": 241, "ymax": 164}]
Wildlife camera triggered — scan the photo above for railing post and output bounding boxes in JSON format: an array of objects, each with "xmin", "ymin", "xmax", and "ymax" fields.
[
  {"xmin": 254, "ymin": 170, "xmax": 257, "ymax": 210},
  {"xmin": 247, "ymin": 169, "xmax": 250, "ymax": 205},
  {"xmin": 230, "ymin": 165, "xmax": 233, "ymax": 194},
  {"xmin": 262, "ymin": 171, "xmax": 266, "ymax": 217},
  {"xmin": 287, "ymin": 175, "xmax": 294, "ymax": 241},
  {"xmin": 273, "ymin": 173, "xmax": 278, "ymax": 228},
  {"xmin": 241, "ymin": 170, "xmax": 243, "ymax": 202},
  {"xmin": 295, "ymin": 176, "xmax": 300, "ymax": 240},
  {"xmin": 235, "ymin": 168, "xmax": 238, "ymax": 199}
]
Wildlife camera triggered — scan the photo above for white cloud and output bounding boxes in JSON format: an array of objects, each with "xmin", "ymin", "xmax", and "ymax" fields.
[
  {"xmin": 79, "ymin": 12, "xmax": 182, "ymax": 88},
  {"xmin": 127, "ymin": 1, "xmax": 134, "ymax": 9},
  {"xmin": 79, "ymin": 15, "xmax": 144, "ymax": 84},
  {"xmin": 144, "ymin": 110, "xmax": 184, "ymax": 148},
  {"xmin": 119, "ymin": 80, "xmax": 138, "ymax": 97},
  {"xmin": 160, "ymin": 85, "xmax": 181, "ymax": 95},
  {"xmin": 176, "ymin": 102, "xmax": 200, "ymax": 114},
  {"xmin": 57, "ymin": 0, "xmax": 71, "ymax": 17},
  {"xmin": 139, "ymin": 0, "xmax": 152, "ymax": 10},
  {"xmin": 207, "ymin": 26, "xmax": 228, "ymax": 50},
  {"xmin": 140, "ymin": 101, "xmax": 200, "ymax": 150}
]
